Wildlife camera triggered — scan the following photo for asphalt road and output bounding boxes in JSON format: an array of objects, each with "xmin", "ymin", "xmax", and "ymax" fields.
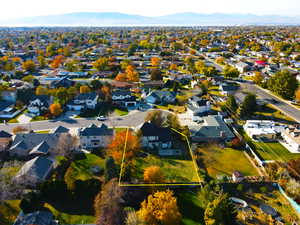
[
  {"xmin": 236, "ymin": 82, "xmax": 300, "ymax": 123},
  {"xmin": 0, "ymin": 110, "xmax": 149, "ymax": 133}
]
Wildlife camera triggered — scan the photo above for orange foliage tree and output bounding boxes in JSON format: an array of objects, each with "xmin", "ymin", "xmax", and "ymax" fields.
[
  {"xmin": 51, "ymin": 55, "xmax": 65, "ymax": 69},
  {"xmin": 295, "ymin": 88, "xmax": 300, "ymax": 103},
  {"xmin": 107, "ymin": 130, "xmax": 140, "ymax": 164},
  {"xmin": 151, "ymin": 57, "xmax": 160, "ymax": 67},
  {"xmin": 49, "ymin": 103, "xmax": 63, "ymax": 117},
  {"xmin": 143, "ymin": 166, "xmax": 165, "ymax": 184},
  {"xmin": 137, "ymin": 190, "xmax": 182, "ymax": 225},
  {"xmin": 126, "ymin": 65, "xmax": 139, "ymax": 82}
]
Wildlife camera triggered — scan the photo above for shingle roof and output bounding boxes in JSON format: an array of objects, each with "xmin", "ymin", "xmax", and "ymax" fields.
[
  {"xmin": 29, "ymin": 141, "xmax": 50, "ymax": 155},
  {"xmin": 140, "ymin": 122, "xmax": 172, "ymax": 142},
  {"xmin": 52, "ymin": 126, "xmax": 69, "ymax": 134},
  {"xmin": 0, "ymin": 130, "xmax": 12, "ymax": 138},
  {"xmin": 75, "ymin": 92, "xmax": 97, "ymax": 101},
  {"xmin": 16, "ymin": 156, "xmax": 53, "ymax": 181},
  {"xmin": 79, "ymin": 123, "xmax": 114, "ymax": 137}
]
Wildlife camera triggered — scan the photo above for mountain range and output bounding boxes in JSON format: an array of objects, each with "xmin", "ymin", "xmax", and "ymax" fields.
[{"xmin": 1, "ymin": 12, "xmax": 300, "ymax": 26}]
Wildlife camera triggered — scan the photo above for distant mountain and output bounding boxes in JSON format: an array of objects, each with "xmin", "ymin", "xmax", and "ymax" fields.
[{"xmin": 1, "ymin": 12, "xmax": 299, "ymax": 26}]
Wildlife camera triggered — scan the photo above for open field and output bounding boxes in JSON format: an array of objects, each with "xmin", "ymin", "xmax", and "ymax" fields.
[{"xmin": 195, "ymin": 144, "xmax": 258, "ymax": 178}]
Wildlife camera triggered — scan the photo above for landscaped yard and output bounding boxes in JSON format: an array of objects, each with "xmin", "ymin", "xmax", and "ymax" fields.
[
  {"xmin": 114, "ymin": 108, "xmax": 128, "ymax": 116},
  {"xmin": 252, "ymin": 141, "xmax": 300, "ymax": 162},
  {"xmin": 0, "ymin": 200, "xmax": 20, "ymax": 225},
  {"xmin": 195, "ymin": 145, "xmax": 258, "ymax": 178},
  {"xmin": 66, "ymin": 153, "xmax": 105, "ymax": 181},
  {"xmin": 127, "ymin": 154, "xmax": 200, "ymax": 184}
]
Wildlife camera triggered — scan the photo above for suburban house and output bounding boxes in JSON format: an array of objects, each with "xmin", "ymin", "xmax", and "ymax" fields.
[
  {"xmin": 9, "ymin": 133, "xmax": 61, "ymax": 158},
  {"xmin": 78, "ymin": 124, "xmax": 114, "ymax": 150},
  {"xmin": 187, "ymin": 96, "xmax": 211, "ymax": 119},
  {"xmin": 13, "ymin": 210, "xmax": 58, "ymax": 225},
  {"xmin": 243, "ymin": 120, "xmax": 284, "ymax": 141},
  {"xmin": 219, "ymin": 84, "xmax": 238, "ymax": 96},
  {"xmin": 57, "ymin": 71, "xmax": 88, "ymax": 78},
  {"xmin": 112, "ymin": 90, "xmax": 137, "ymax": 108},
  {"xmin": 51, "ymin": 125, "xmax": 70, "ymax": 134},
  {"xmin": 138, "ymin": 122, "xmax": 176, "ymax": 155},
  {"xmin": 0, "ymin": 130, "xmax": 12, "ymax": 151},
  {"xmin": 28, "ymin": 95, "xmax": 52, "ymax": 116},
  {"xmin": 15, "ymin": 156, "xmax": 54, "ymax": 184},
  {"xmin": 1, "ymin": 91, "xmax": 17, "ymax": 102},
  {"xmin": 281, "ymin": 125, "xmax": 300, "ymax": 153},
  {"xmin": 145, "ymin": 91, "xmax": 177, "ymax": 105},
  {"xmin": 67, "ymin": 92, "xmax": 98, "ymax": 111},
  {"xmin": 50, "ymin": 77, "xmax": 75, "ymax": 89},
  {"xmin": 235, "ymin": 61, "xmax": 250, "ymax": 73},
  {"xmin": 190, "ymin": 115, "xmax": 235, "ymax": 142},
  {"xmin": 0, "ymin": 101, "xmax": 21, "ymax": 119},
  {"xmin": 232, "ymin": 171, "xmax": 245, "ymax": 182}
]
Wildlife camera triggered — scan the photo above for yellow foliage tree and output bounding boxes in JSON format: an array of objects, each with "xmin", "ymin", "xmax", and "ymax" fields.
[
  {"xmin": 151, "ymin": 57, "xmax": 160, "ymax": 67},
  {"xmin": 137, "ymin": 190, "xmax": 182, "ymax": 225},
  {"xmin": 80, "ymin": 85, "xmax": 91, "ymax": 94},
  {"xmin": 35, "ymin": 86, "xmax": 48, "ymax": 95},
  {"xmin": 49, "ymin": 103, "xmax": 62, "ymax": 117},
  {"xmin": 295, "ymin": 88, "xmax": 300, "ymax": 103},
  {"xmin": 143, "ymin": 166, "xmax": 165, "ymax": 184}
]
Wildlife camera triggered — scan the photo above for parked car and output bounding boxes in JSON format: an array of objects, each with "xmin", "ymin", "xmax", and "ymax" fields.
[{"xmin": 97, "ymin": 116, "xmax": 107, "ymax": 121}]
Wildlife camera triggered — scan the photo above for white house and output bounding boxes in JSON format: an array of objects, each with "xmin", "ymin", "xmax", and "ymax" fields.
[
  {"xmin": 112, "ymin": 91, "xmax": 137, "ymax": 108},
  {"xmin": 281, "ymin": 126, "xmax": 300, "ymax": 153},
  {"xmin": 243, "ymin": 120, "xmax": 284, "ymax": 141},
  {"xmin": 78, "ymin": 124, "xmax": 114, "ymax": 150},
  {"xmin": 67, "ymin": 93, "xmax": 98, "ymax": 111},
  {"xmin": 28, "ymin": 95, "xmax": 51, "ymax": 116}
]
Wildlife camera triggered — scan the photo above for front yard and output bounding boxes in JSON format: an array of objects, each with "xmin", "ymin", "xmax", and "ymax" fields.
[{"xmin": 195, "ymin": 144, "xmax": 258, "ymax": 178}]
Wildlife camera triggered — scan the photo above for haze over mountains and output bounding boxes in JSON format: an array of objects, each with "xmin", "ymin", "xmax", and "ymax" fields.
[{"xmin": 1, "ymin": 12, "xmax": 300, "ymax": 26}]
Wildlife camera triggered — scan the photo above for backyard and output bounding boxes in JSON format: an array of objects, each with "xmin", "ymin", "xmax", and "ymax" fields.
[{"xmin": 195, "ymin": 144, "xmax": 258, "ymax": 178}]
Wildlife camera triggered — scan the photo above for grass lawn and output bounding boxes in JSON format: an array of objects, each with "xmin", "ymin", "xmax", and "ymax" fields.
[
  {"xmin": 67, "ymin": 153, "xmax": 105, "ymax": 181},
  {"xmin": 195, "ymin": 145, "xmax": 258, "ymax": 178},
  {"xmin": 45, "ymin": 203, "xmax": 95, "ymax": 224},
  {"xmin": 0, "ymin": 200, "xmax": 20, "ymax": 224},
  {"xmin": 252, "ymin": 141, "xmax": 300, "ymax": 162},
  {"xmin": 31, "ymin": 115, "xmax": 49, "ymax": 122},
  {"xmin": 177, "ymin": 191, "xmax": 204, "ymax": 225},
  {"xmin": 130, "ymin": 155, "xmax": 200, "ymax": 183},
  {"xmin": 254, "ymin": 104, "xmax": 295, "ymax": 124},
  {"xmin": 155, "ymin": 104, "xmax": 186, "ymax": 113},
  {"xmin": 114, "ymin": 108, "xmax": 128, "ymax": 116},
  {"xmin": 36, "ymin": 130, "xmax": 50, "ymax": 133}
]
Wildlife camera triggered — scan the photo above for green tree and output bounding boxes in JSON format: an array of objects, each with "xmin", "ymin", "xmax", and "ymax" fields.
[
  {"xmin": 22, "ymin": 60, "xmax": 36, "ymax": 73},
  {"xmin": 104, "ymin": 156, "xmax": 118, "ymax": 182},
  {"xmin": 223, "ymin": 65, "xmax": 239, "ymax": 78},
  {"xmin": 93, "ymin": 57, "xmax": 109, "ymax": 72},
  {"xmin": 224, "ymin": 95, "xmax": 238, "ymax": 113},
  {"xmin": 204, "ymin": 193, "xmax": 237, "ymax": 225},
  {"xmin": 150, "ymin": 69, "xmax": 163, "ymax": 81},
  {"xmin": 238, "ymin": 93, "xmax": 256, "ymax": 118},
  {"xmin": 267, "ymin": 70, "xmax": 298, "ymax": 99}
]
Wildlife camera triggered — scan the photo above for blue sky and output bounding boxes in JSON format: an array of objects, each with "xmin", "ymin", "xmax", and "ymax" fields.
[{"xmin": 2, "ymin": 0, "xmax": 299, "ymax": 19}]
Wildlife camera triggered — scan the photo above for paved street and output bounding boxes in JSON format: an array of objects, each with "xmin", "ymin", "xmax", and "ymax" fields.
[
  {"xmin": 0, "ymin": 110, "xmax": 150, "ymax": 133},
  {"xmin": 236, "ymin": 82, "xmax": 300, "ymax": 123}
]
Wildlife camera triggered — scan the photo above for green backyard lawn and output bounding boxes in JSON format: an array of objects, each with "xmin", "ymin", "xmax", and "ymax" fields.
[
  {"xmin": 129, "ymin": 155, "xmax": 200, "ymax": 183},
  {"xmin": 196, "ymin": 145, "xmax": 258, "ymax": 178},
  {"xmin": 252, "ymin": 141, "xmax": 300, "ymax": 162},
  {"xmin": 67, "ymin": 153, "xmax": 105, "ymax": 181}
]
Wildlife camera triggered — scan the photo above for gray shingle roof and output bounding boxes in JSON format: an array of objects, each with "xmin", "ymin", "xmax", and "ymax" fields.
[
  {"xmin": 0, "ymin": 130, "xmax": 12, "ymax": 138},
  {"xmin": 16, "ymin": 156, "xmax": 53, "ymax": 181},
  {"xmin": 140, "ymin": 122, "xmax": 172, "ymax": 142},
  {"xmin": 29, "ymin": 141, "xmax": 50, "ymax": 155},
  {"xmin": 79, "ymin": 123, "xmax": 114, "ymax": 137},
  {"xmin": 53, "ymin": 126, "xmax": 70, "ymax": 134}
]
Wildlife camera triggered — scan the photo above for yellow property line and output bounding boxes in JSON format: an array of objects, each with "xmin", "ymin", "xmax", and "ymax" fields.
[
  {"xmin": 118, "ymin": 127, "xmax": 203, "ymax": 187},
  {"xmin": 118, "ymin": 128, "xmax": 129, "ymax": 185}
]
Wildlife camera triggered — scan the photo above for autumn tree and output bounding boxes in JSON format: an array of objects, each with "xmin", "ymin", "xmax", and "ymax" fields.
[
  {"xmin": 108, "ymin": 130, "xmax": 140, "ymax": 164},
  {"xmin": 51, "ymin": 55, "xmax": 65, "ymax": 69},
  {"xmin": 93, "ymin": 57, "xmax": 109, "ymax": 72},
  {"xmin": 12, "ymin": 126, "xmax": 28, "ymax": 134},
  {"xmin": 169, "ymin": 64, "xmax": 177, "ymax": 70},
  {"xmin": 223, "ymin": 65, "xmax": 240, "ymax": 78},
  {"xmin": 252, "ymin": 72, "xmax": 263, "ymax": 85},
  {"xmin": 22, "ymin": 60, "xmax": 36, "ymax": 73},
  {"xmin": 294, "ymin": 88, "xmax": 300, "ymax": 103},
  {"xmin": 151, "ymin": 57, "xmax": 160, "ymax": 67},
  {"xmin": 137, "ymin": 190, "xmax": 182, "ymax": 225},
  {"xmin": 37, "ymin": 55, "xmax": 46, "ymax": 68},
  {"xmin": 49, "ymin": 103, "xmax": 63, "ymax": 117},
  {"xmin": 22, "ymin": 75, "xmax": 35, "ymax": 83},
  {"xmin": 143, "ymin": 166, "xmax": 165, "ymax": 184},
  {"xmin": 101, "ymin": 85, "xmax": 112, "ymax": 102},
  {"xmin": 145, "ymin": 110, "xmax": 164, "ymax": 127},
  {"xmin": 94, "ymin": 179, "xmax": 126, "ymax": 225},
  {"xmin": 53, "ymin": 133, "xmax": 79, "ymax": 160},
  {"xmin": 126, "ymin": 65, "xmax": 139, "ymax": 82},
  {"xmin": 80, "ymin": 85, "xmax": 91, "ymax": 94}
]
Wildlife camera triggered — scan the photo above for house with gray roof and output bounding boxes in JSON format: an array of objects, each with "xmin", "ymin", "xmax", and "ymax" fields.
[
  {"xmin": 13, "ymin": 210, "xmax": 58, "ymax": 225},
  {"xmin": 9, "ymin": 133, "xmax": 61, "ymax": 158},
  {"xmin": 190, "ymin": 115, "xmax": 235, "ymax": 142},
  {"xmin": 145, "ymin": 91, "xmax": 177, "ymax": 105},
  {"xmin": 15, "ymin": 156, "xmax": 54, "ymax": 183},
  {"xmin": 67, "ymin": 92, "xmax": 98, "ymax": 111},
  {"xmin": 78, "ymin": 124, "xmax": 114, "ymax": 150}
]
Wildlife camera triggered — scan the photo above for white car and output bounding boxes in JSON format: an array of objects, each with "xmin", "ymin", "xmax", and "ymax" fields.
[{"xmin": 96, "ymin": 116, "xmax": 107, "ymax": 121}]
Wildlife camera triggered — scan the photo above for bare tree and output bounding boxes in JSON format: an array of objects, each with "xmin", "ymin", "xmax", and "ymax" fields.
[{"xmin": 53, "ymin": 133, "xmax": 79, "ymax": 160}]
